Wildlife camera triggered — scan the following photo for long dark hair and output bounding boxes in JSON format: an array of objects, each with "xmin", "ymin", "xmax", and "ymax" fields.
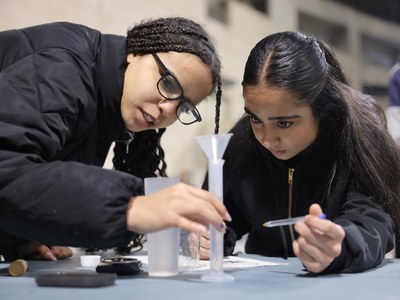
[
  {"xmin": 113, "ymin": 17, "xmax": 222, "ymax": 253},
  {"xmin": 242, "ymin": 31, "xmax": 400, "ymax": 253}
]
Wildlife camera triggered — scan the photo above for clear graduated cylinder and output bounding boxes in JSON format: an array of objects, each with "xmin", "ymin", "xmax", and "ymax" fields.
[
  {"xmin": 208, "ymin": 159, "xmax": 224, "ymax": 274},
  {"xmin": 196, "ymin": 134, "xmax": 234, "ymax": 282}
]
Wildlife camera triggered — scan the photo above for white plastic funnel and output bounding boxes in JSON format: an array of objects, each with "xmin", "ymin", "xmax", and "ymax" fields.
[{"xmin": 196, "ymin": 133, "xmax": 233, "ymax": 163}]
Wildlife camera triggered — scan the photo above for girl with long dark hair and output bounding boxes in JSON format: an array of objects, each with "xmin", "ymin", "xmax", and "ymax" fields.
[{"xmin": 201, "ymin": 31, "xmax": 400, "ymax": 274}]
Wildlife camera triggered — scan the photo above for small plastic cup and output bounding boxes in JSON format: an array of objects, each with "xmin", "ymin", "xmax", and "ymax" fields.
[
  {"xmin": 80, "ymin": 255, "xmax": 101, "ymax": 268},
  {"xmin": 145, "ymin": 177, "xmax": 180, "ymax": 277}
]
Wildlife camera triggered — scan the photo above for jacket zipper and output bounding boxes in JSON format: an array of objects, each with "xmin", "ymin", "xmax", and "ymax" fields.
[
  {"xmin": 288, "ymin": 168, "xmax": 295, "ymax": 241},
  {"xmin": 124, "ymin": 130, "xmax": 135, "ymax": 154}
]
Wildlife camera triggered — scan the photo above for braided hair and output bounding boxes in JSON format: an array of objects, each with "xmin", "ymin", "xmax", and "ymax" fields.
[{"xmin": 113, "ymin": 17, "xmax": 222, "ymax": 254}]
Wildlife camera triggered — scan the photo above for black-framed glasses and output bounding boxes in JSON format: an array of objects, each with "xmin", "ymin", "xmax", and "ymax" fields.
[{"xmin": 152, "ymin": 53, "xmax": 202, "ymax": 125}]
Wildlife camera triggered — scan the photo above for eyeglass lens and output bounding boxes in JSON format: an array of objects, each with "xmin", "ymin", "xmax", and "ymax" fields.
[
  {"xmin": 177, "ymin": 101, "xmax": 201, "ymax": 125},
  {"xmin": 158, "ymin": 74, "xmax": 200, "ymax": 124},
  {"xmin": 153, "ymin": 53, "xmax": 202, "ymax": 125},
  {"xmin": 158, "ymin": 75, "xmax": 182, "ymax": 100}
]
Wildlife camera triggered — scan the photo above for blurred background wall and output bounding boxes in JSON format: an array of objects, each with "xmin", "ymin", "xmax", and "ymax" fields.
[{"xmin": 2, "ymin": 0, "xmax": 400, "ymax": 187}]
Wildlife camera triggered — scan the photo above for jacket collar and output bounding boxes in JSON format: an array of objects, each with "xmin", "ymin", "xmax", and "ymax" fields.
[{"xmin": 95, "ymin": 34, "xmax": 133, "ymax": 142}]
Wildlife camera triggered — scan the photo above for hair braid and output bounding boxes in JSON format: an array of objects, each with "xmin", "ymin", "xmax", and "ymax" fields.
[
  {"xmin": 214, "ymin": 81, "xmax": 222, "ymax": 134},
  {"xmin": 113, "ymin": 129, "xmax": 167, "ymax": 181}
]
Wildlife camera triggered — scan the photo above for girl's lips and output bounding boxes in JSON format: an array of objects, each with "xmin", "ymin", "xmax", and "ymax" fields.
[
  {"xmin": 270, "ymin": 149, "xmax": 287, "ymax": 157},
  {"xmin": 137, "ymin": 109, "xmax": 155, "ymax": 128},
  {"xmin": 142, "ymin": 111, "xmax": 154, "ymax": 124}
]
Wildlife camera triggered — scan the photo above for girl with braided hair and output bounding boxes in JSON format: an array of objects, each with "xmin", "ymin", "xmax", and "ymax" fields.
[
  {"xmin": 200, "ymin": 31, "xmax": 400, "ymax": 274},
  {"xmin": 112, "ymin": 17, "xmax": 223, "ymax": 254},
  {"xmin": 0, "ymin": 17, "xmax": 230, "ymax": 261}
]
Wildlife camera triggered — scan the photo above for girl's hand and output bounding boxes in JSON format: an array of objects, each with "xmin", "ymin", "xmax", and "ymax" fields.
[
  {"xmin": 199, "ymin": 230, "xmax": 211, "ymax": 260},
  {"xmin": 292, "ymin": 203, "xmax": 345, "ymax": 273},
  {"xmin": 126, "ymin": 183, "xmax": 231, "ymax": 234},
  {"xmin": 17, "ymin": 241, "xmax": 73, "ymax": 261}
]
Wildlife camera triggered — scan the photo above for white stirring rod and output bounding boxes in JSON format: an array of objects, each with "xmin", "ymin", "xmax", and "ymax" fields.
[{"xmin": 263, "ymin": 213, "xmax": 326, "ymax": 227}]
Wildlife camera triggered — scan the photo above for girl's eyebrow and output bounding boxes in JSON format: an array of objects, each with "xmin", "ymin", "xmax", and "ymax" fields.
[
  {"xmin": 244, "ymin": 107, "xmax": 256, "ymax": 116},
  {"xmin": 244, "ymin": 107, "xmax": 301, "ymax": 120},
  {"xmin": 268, "ymin": 115, "xmax": 301, "ymax": 121}
]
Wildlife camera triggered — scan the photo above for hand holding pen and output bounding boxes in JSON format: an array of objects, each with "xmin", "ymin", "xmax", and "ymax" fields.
[{"xmin": 287, "ymin": 204, "xmax": 345, "ymax": 274}]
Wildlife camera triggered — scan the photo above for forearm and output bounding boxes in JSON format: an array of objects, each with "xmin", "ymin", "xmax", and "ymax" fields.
[{"xmin": 0, "ymin": 162, "xmax": 142, "ymax": 248}]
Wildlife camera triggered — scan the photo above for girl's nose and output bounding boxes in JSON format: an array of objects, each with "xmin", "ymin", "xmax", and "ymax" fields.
[
  {"xmin": 158, "ymin": 98, "xmax": 178, "ymax": 117},
  {"xmin": 261, "ymin": 129, "xmax": 279, "ymax": 148}
]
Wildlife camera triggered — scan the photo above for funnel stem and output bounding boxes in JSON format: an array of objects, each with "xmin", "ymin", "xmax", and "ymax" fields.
[{"xmin": 208, "ymin": 160, "xmax": 224, "ymax": 273}]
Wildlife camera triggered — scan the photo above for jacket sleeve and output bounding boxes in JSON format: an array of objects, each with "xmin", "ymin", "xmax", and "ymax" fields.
[
  {"xmin": 0, "ymin": 35, "xmax": 140, "ymax": 253},
  {"xmin": 322, "ymin": 191, "xmax": 395, "ymax": 274},
  {"xmin": 0, "ymin": 159, "xmax": 142, "ymax": 249}
]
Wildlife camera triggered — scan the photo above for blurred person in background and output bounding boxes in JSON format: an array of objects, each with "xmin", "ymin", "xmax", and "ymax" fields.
[{"xmin": 385, "ymin": 55, "xmax": 400, "ymax": 145}]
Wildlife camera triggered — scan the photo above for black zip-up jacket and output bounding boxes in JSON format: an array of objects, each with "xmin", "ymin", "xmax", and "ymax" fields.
[
  {"xmin": 222, "ymin": 117, "xmax": 395, "ymax": 273},
  {"xmin": 0, "ymin": 22, "xmax": 141, "ymax": 259}
]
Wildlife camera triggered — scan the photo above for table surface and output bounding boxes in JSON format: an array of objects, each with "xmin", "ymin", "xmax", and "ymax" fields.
[{"xmin": 1, "ymin": 253, "xmax": 399, "ymax": 300}]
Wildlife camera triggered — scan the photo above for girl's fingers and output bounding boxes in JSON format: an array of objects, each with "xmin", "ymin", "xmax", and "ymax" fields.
[
  {"xmin": 50, "ymin": 246, "xmax": 74, "ymax": 259},
  {"xmin": 308, "ymin": 203, "xmax": 323, "ymax": 216},
  {"xmin": 199, "ymin": 231, "xmax": 211, "ymax": 260},
  {"xmin": 200, "ymin": 232, "xmax": 211, "ymax": 247},
  {"xmin": 127, "ymin": 183, "xmax": 231, "ymax": 235},
  {"xmin": 175, "ymin": 216, "xmax": 208, "ymax": 234},
  {"xmin": 16, "ymin": 242, "xmax": 73, "ymax": 261},
  {"xmin": 293, "ymin": 238, "xmax": 333, "ymax": 273},
  {"xmin": 186, "ymin": 186, "xmax": 232, "ymax": 221},
  {"xmin": 199, "ymin": 247, "xmax": 210, "ymax": 260},
  {"xmin": 201, "ymin": 231, "xmax": 211, "ymax": 240}
]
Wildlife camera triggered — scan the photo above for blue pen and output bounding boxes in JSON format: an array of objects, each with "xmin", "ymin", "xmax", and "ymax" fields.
[{"xmin": 262, "ymin": 213, "xmax": 326, "ymax": 227}]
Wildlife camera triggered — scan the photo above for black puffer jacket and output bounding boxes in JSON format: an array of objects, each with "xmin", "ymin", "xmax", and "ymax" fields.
[
  {"xmin": 0, "ymin": 22, "xmax": 141, "ymax": 258},
  {"xmin": 222, "ymin": 117, "xmax": 395, "ymax": 273}
]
